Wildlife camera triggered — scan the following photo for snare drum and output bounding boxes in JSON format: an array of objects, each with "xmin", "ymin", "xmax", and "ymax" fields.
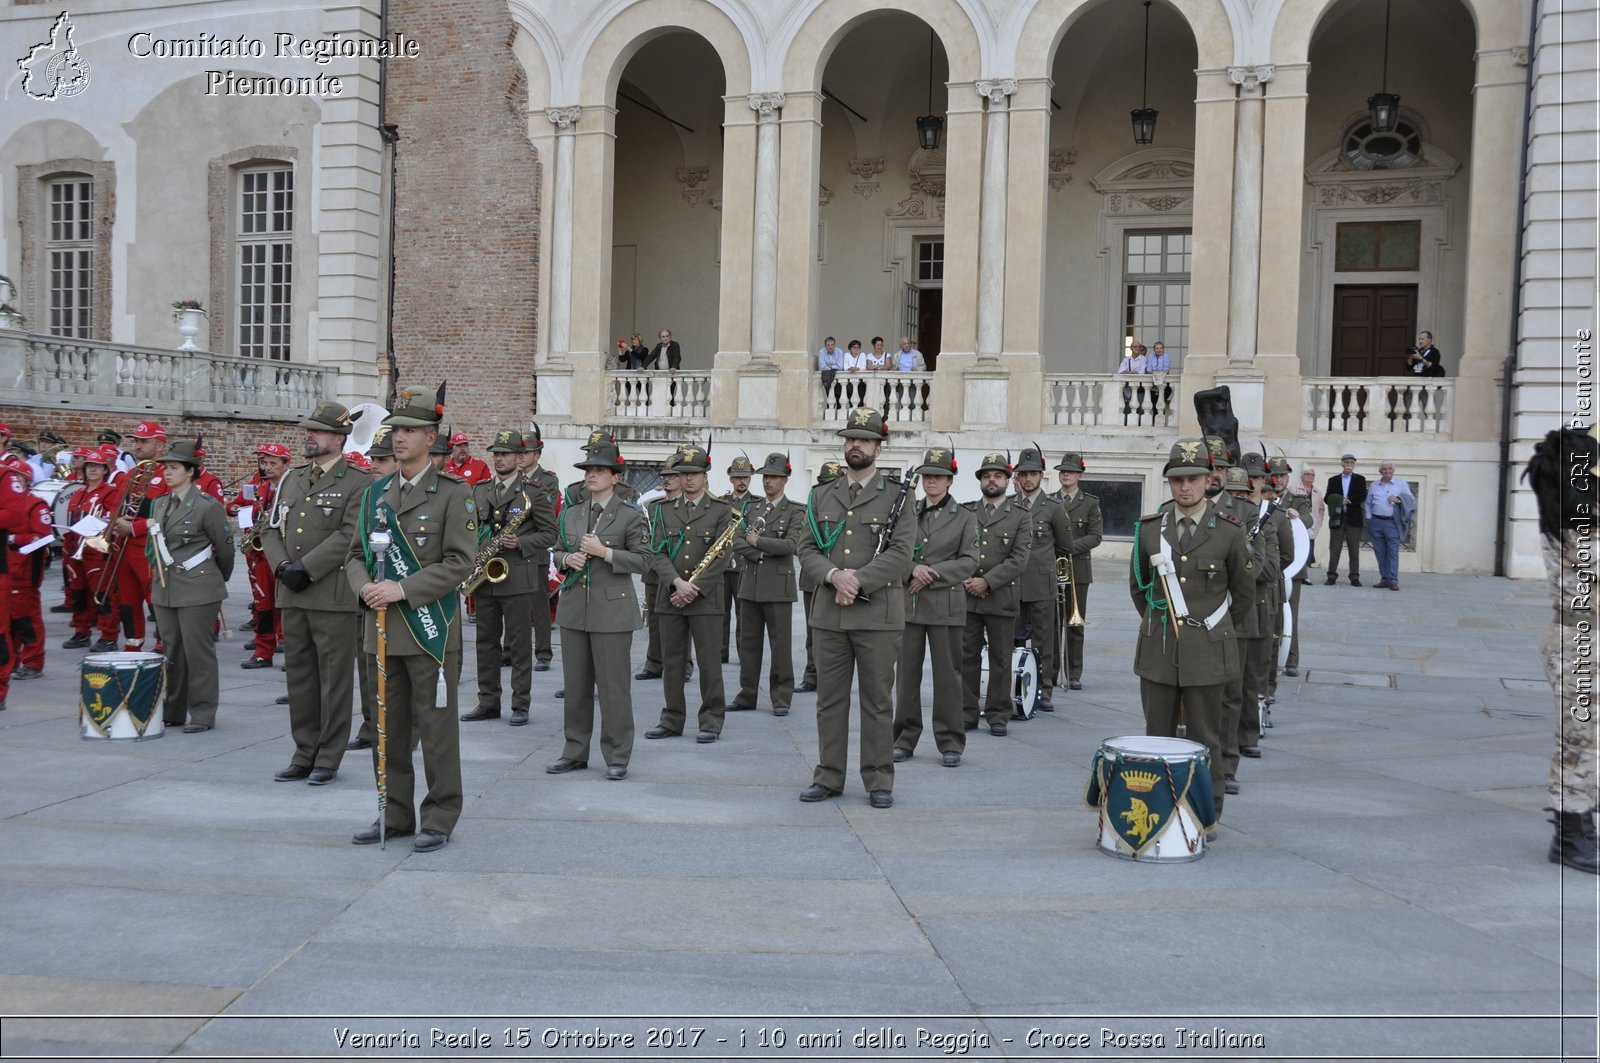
[
  {"xmin": 1085, "ymin": 736, "xmax": 1215, "ymax": 862},
  {"xmin": 1011, "ymin": 646, "xmax": 1039, "ymax": 720},
  {"xmin": 80, "ymin": 652, "xmax": 167, "ymax": 740}
]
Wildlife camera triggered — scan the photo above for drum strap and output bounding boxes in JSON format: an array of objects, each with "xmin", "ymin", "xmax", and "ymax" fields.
[
  {"xmin": 1153, "ymin": 511, "xmax": 1192, "ymax": 621},
  {"xmin": 148, "ymin": 522, "xmax": 175, "ymax": 567},
  {"xmin": 174, "ymin": 545, "xmax": 214, "ymax": 572}
]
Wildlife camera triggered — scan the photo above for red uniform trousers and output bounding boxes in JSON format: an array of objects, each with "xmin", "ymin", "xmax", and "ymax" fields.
[
  {"xmin": 0, "ymin": 565, "xmax": 14, "ymax": 702},
  {"xmin": 113, "ymin": 547, "xmax": 153, "ymax": 649},
  {"xmin": 246, "ymin": 548, "xmax": 279, "ymax": 659},
  {"xmin": 73, "ymin": 552, "xmax": 121, "ymax": 641},
  {"xmin": 8, "ymin": 548, "xmax": 45, "ymax": 670}
]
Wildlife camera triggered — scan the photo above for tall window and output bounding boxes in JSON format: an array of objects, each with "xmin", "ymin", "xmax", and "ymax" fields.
[
  {"xmin": 915, "ymin": 238, "xmax": 944, "ymax": 283},
  {"xmin": 47, "ymin": 177, "xmax": 93, "ymax": 338},
  {"xmin": 236, "ymin": 167, "xmax": 293, "ymax": 360},
  {"xmin": 1123, "ymin": 230, "xmax": 1190, "ymax": 361}
]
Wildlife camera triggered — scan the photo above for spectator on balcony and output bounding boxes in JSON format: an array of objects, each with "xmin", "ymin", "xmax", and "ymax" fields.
[
  {"xmin": 623, "ymin": 333, "xmax": 650, "ymax": 370},
  {"xmin": 843, "ymin": 340, "xmax": 871, "ymax": 406},
  {"xmin": 1365, "ymin": 462, "xmax": 1415, "ymax": 591},
  {"xmin": 865, "ymin": 337, "xmax": 890, "ymax": 371},
  {"xmin": 648, "ymin": 330, "xmax": 681, "ymax": 372},
  {"xmin": 1407, "ymin": 331, "xmax": 1445, "ymax": 377},
  {"xmin": 1147, "ymin": 341, "xmax": 1172, "ymax": 374},
  {"xmin": 1116, "ymin": 341, "xmax": 1149, "ymax": 375},
  {"xmin": 893, "ymin": 336, "xmax": 927, "ymax": 373}
]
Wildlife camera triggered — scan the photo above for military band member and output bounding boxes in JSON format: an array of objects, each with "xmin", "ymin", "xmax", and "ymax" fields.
[
  {"xmin": 262, "ymin": 403, "xmax": 372, "ymax": 783},
  {"xmin": 961, "ymin": 454, "xmax": 1032, "ymax": 736},
  {"xmin": 462, "ymin": 430, "xmax": 556, "ymax": 727},
  {"xmin": 1051, "ymin": 452, "xmax": 1101, "ymax": 690},
  {"xmin": 797, "ymin": 407, "xmax": 916, "ymax": 808},
  {"xmin": 730, "ymin": 453, "xmax": 800, "ymax": 715},
  {"xmin": 1218, "ymin": 465, "xmax": 1275, "ymax": 795},
  {"xmin": 1130, "ymin": 440, "xmax": 1255, "ymax": 820},
  {"xmin": 547, "ymin": 441, "xmax": 649, "ymax": 779},
  {"xmin": 1272, "ymin": 455, "xmax": 1314, "ymax": 683},
  {"xmin": 428, "ymin": 429, "xmax": 451, "ymax": 472},
  {"xmin": 893, "ymin": 448, "xmax": 979, "ymax": 766},
  {"xmin": 1245, "ymin": 452, "xmax": 1294, "ymax": 725},
  {"xmin": 720, "ymin": 454, "xmax": 756, "ymax": 664},
  {"xmin": 348, "ymin": 428, "xmax": 395, "ymax": 752},
  {"xmin": 563, "ymin": 430, "xmax": 641, "ymax": 507},
  {"xmin": 62, "ymin": 447, "xmax": 121, "ymax": 651},
  {"xmin": 516, "ymin": 424, "xmax": 561, "ymax": 671},
  {"xmin": 637, "ymin": 452, "xmax": 688, "ymax": 681},
  {"xmin": 231, "ymin": 442, "xmax": 291, "ymax": 669},
  {"xmin": 346, "ymin": 385, "xmax": 476, "ymax": 852},
  {"xmin": 149, "ymin": 437, "xmax": 235, "ymax": 733},
  {"xmin": 1010, "ymin": 447, "xmax": 1074, "ymax": 711},
  {"xmin": 646, "ymin": 446, "xmax": 735, "ymax": 742},
  {"xmin": 795, "ymin": 460, "xmax": 841, "ymax": 694},
  {"xmin": 109, "ymin": 422, "xmax": 171, "ymax": 652}
]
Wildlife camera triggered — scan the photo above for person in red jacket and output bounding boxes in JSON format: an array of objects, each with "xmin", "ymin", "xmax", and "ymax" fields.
[
  {"xmin": 62, "ymin": 447, "xmax": 122, "ymax": 651},
  {"xmin": 444, "ymin": 432, "xmax": 492, "ymax": 485},
  {"xmin": 0, "ymin": 458, "xmax": 55, "ymax": 706},
  {"xmin": 108, "ymin": 421, "xmax": 170, "ymax": 651},
  {"xmin": 228, "ymin": 442, "xmax": 290, "ymax": 667},
  {"xmin": 1, "ymin": 455, "xmax": 52, "ymax": 678},
  {"xmin": 194, "ymin": 444, "xmax": 225, "ymax": 503}
]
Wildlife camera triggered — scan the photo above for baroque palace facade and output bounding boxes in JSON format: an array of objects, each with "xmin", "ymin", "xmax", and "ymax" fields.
[{"xmin": 0, "ymin": 0, "xmax": 1593, "ymax": 576}]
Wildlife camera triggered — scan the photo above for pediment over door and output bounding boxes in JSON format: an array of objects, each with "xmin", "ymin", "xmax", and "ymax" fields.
[{"xmin": 1090, "ymin": 149, "xmax": 1195, "ymax": 216}]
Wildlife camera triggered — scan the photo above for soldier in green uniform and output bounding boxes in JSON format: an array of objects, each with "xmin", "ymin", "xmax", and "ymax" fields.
[
  {"xmin": 263, "ymin": 401, "xmax": 371, "ymax": 779},
  {"xmin": 961, "ymin": 454, "xmax": 1032, "ymax": 735},
  {"xmin": 1051, "ymin": 452, "xmax": 1102, "ymax": 691},
  {"xmin": 348, "ymin": 427, "xmax": 394, "ymax": 752},
  {"xmin": 516, "ymin": 423, "xmax": 561, "ymax": 672},
  {"xmin": 637, "ymin": 450, "xmax": 690, "ymax": 681},
  {"xmin": 547, "ymin": 440, "xmax": 650, "ymax": 780},
  {"xmin": 795, "ymin": 459, "xmax": 841, "ymax": 694},
  {"xmin": 462, "ymin": 430, "xmax": 557, "ymax": 727},
  {"xmin": 1010, "ymin": 447, "xmax": 1074, "ymax": 711},
  {"xmin": 563, "ymin": 430, "xmax": 640, "ymax": 508},
  {"xmin": 345, "ymin": 385, "xmax": 476, "ymax": 852},
  {"xmin": 1265, "ymin": 455, "xmax": 1310, "ymax": 694},
  {"xmin": 149, "ymin": 437, "xmax": 235, "ymax": 732},
  {"xmin": 1244, "ymin": 452, "xmax": 1294, "ymax": 727},
  {"xmin": 1218, "ymin": 464, "xmax": 1276, "ymax": 795},
  {"xmin": 731, "ymin": 453, "xmax": 801, "ymax": 715},
  {"xmin": 893, "ymin": 447, "xmax": 979, "ymax": 766},
  {"xmin": 646, "ymin": 446, "xmax": 737, "ymax": 742},
  {"xmin": 797, "ymin": 408, "xmax": 916, "ymax": 807},
  {"xmin": 1129, "ymin": 439, "xmax": 1255, "ymax": 821},
  {"xmin": 720, "ymin": 454, "xmax": 756, "ymax": 664}
]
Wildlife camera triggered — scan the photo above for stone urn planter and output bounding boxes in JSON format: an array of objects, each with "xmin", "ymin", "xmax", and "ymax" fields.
[{"xmin": 172, "ymin": 302, "xmax": 207, "ymax": 351}]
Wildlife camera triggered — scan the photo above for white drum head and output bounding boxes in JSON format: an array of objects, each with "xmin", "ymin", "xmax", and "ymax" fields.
[{"xmin": 1102, "ymin": 735, "xmax": 1208, "ymax": 761}]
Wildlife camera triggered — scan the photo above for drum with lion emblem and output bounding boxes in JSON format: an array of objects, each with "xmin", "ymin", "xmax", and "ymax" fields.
[
  {"xmin": 79, "ymin": 652, "xmax": 166, "ymax": 740},
  {"xmin": 1084, "ymin": 735, "xmax": 1213, "ymax": 862}
]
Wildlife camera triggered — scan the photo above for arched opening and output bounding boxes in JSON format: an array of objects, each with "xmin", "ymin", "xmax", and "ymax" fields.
[
  {"xmin": 607, "ymin": 32, "xmax": 727, "ymax": 371},
  {"xmin": 1043, "ymin": 0, "xmax": 1198, "ymax": 376},
  {"xmin": 1301, "ymin": 0, "xmax": 1476, "ymax": 378}
]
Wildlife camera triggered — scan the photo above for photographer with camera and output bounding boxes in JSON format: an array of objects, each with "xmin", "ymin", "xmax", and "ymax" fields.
[{"xmin": 1406, "ymin": 331, "xmax": 1444, "ymax": 377}]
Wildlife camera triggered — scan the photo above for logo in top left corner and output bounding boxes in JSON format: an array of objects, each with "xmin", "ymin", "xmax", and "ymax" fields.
[{"xmin": 18, "ymin": 11, "xmax": 91, "ymax": 101}]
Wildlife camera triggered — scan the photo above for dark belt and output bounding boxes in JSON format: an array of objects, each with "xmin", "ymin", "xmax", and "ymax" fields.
[{"xmin": 1371, "ymin": 514, "xmax": 1395, "ymax": 520}]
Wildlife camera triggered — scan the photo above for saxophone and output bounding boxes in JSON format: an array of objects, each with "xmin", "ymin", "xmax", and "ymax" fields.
[
  {"xmin": 460, "ymin": 488, "xmax": 533, "ymax": 595},
  {"xmin": 687, "ymin": 501, "xmax": 748, "ymax": 583}
]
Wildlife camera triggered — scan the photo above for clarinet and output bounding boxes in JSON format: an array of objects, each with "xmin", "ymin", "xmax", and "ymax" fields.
[{"xmin": 856, "ymin": 469, "xmax": 919, "ymax": 603}]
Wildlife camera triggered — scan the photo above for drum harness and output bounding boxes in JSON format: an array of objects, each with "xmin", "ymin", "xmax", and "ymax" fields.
[{"xmin": 1133, "ymin": 509, "xmax": 1231, "ymax": 645}]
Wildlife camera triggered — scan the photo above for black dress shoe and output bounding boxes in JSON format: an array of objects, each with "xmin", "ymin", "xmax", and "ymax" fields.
[
  {"xmin": 634, "ymin": 669, "xmax": 662, "ymax": 680},
  {"xmin": 275, "ymin": 695, "xmax": 290, "ymax": 705},
  {"xmin": 509, "ymin": 710, "xmax": 529, "ymax": 726},
  {"xmin": 1069, "ymin": 678, "xmax": 1083, "ymax": 691},
  {"xmin": 685, "ymin": 663, "xmax": 695, "ymax": 679},
  {"xmin": 941, "ymin": 751, "xmax": 961, "ymax": 768},
  {"xmin": 1325, "ymin": 574, "xmax": 1338, "ymax": 586},
  {"xmin": 1283, "ymin": 666, "xmax": 1299, "ymax": 677},
  {"xmin": 347, "ymin": 736, "xmax": 372, "ymax": 751},
  {"xmin": 869, "ymin": 790, "xmax": 894, "ymax": 809},
  {"xmin": 62, "ymin": 633, "xmax": 91, "ymax": 649},
  {"xmin": 989, "ymin": 722, "xmax": 1008, "ymax": 737},
  {"xmin": 308, "ymin": 768, "xmax": 336, "ymax": 785},
  {"xmin": 893, "ymin": 747, "xmax": 911, "ymax": 763},
  {"xmin": 773, "ymin": 706, "xmax": 789, "ymax": 717},
  {"xmin": 1240, "ymin": 744, "xmax": 1262, "ymax": 758},
  {"xmin": 728, "ymin": 702, "xmax": 756, "ymax": 711},
  {"xmin": 352, "ymin": 820, "xmax": 413, "ymax": 845},
  {"xmin": 798, "ymin": 784, "xmax": 840, "ymax": 802},
  {"xmin": 240, "ymin": 617, "xmax": 257, "ymax": 631},
  {"xmin": 644, "ymin": 725, "xmax": 681, "ymax": 739},
  {"xmin": 241, "ymin": 657, "xmax": 273, "ymax": 669},
  {"xmin": 49, "ymin": 602, "xmax": 74, "ymax": 613},
  {"xmin": 546, "ymin": 757, "xmax": 587, "ymax": 774},
  {"xmin": 534, "ymin": 660, "xmax": 550, "ymax": 672},
  {"xmin": 460, "ymin": 706, "xmax": 501, "ymax": 722},
  {"xmin": 554, "ymin": 689, "xmax": 564, "ymax": 699},
  {"xmin": 794, "ymin": 681, "xmax": 816, "ymax": 693},
  {"xmin": 1349, "ymin": 575, "xmax": 1361, "ymax": 587},
  {"xmin": 721, "ymin": 652, "xmax": 729, "ymax": 664},
  {"xmin": 606, "ymin": 764, "xmax": 627, "ymax": 781},
  {"xmin": 1224, "ymin": 774, "xmax": 1241, "ymax": 795},
  {"xmin": 1036, "ymin": 695, "xmax": 1054, "ymax": 712},
  {"xmin": 695, "ymin": 730, "xmax": 718, "ymax": 744},
  {"xmin": 965, "ymin": 720, "xmax": 978, "ymax": 732},
  {"xmin": 274, "ymin": 765, "xmax": 312, "ymax": 782},
  {"xmin": 11, "ymin": 666, "xmax": 41, "ymax": 680},
  {"xmin": 89, "ymin": 638, "xmax": 118, "ymax": 652},
  {"xmin": 412, "ymin": 830, "xmax": 448, "ymax": 852},
  {"xmin": 182, "ymin": 723, "xmax": 212, "ymax": 733}
]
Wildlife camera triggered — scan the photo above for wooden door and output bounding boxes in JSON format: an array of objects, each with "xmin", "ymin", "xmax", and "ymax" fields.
[{"xmin": 1332, "ymin": 285, "xmax": 1417, "ymax": 376}]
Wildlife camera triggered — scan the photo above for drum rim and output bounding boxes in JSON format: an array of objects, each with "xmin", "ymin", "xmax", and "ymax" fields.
[
  {"xmin": 82, "ymin": 651, "xmax": 166, "ymax": 665},
  {"xmin": 1102, "ymin": 734, "xmax": 1208, "ymax": 758}
]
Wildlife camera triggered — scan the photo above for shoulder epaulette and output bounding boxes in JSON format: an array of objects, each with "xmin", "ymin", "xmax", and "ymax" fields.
[
  {"xmin": 438, "ymin": 470, "xmax": 465, "ymax": 483},
  {"xmin": 621, "ymin": 498, "xmax": 637, "ymax": 509},
  {"xmin": 961, "ymin": 500, "xmax": 977, "ymax": 511},
  {"xmin": 1219, "ymin": 512, "xmax": 1243, "ymax": 527}
]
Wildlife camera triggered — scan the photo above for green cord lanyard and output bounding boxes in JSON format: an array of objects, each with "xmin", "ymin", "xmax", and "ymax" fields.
[
  {"xmin": 806, "ymin": 488, "xmax": 846, "ymax": 555},
  {"xmin": 1130, "ymin": 513, "xmax": 1173, "ymax": 632}
]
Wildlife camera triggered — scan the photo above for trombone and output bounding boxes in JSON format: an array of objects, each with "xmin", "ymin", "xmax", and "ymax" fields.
[{"xmin": 1056, "ymin": 555, "xmax": 1086, "ymax": 628}]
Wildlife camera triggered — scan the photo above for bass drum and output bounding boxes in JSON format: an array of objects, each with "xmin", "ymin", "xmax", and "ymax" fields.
[{"xmin": 1011, "ymin": 645, "xmax": 1039, "ymax": 720}]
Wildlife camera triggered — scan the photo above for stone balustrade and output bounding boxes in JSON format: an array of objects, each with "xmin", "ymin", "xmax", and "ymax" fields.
[
  {"xmin": 816, "ymin": 371, "xmax": 934, "ymax": 424},
  {"xmin": 1302, "ymin": 377, "xmax": 1453, "ymax": 435},
  {"xmin": 0, "ymin": 329, "xmax": 337, "ymax": 420},
  {"xmin": 1043, "ymin": 373, "xmax": 1179, "ymax": 430},
  {"xmin": 605, "ymin": 370, "xmax": 712, "ymax": 422}
]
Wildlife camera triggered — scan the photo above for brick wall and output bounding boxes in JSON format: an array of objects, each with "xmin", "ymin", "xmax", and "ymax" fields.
[
  {"xmin": 385, "ymin": 0, "xmax": 542, "ymax": 450},
  {"xmin": 0, "ymin": 406, "xmax": 301, "ymax": 492}
]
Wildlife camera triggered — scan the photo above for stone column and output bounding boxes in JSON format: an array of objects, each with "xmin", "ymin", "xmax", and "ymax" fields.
[
  {"xmin": 715, "ymin": 95, "xmax": 757, "ymax": 363},
  {"xmin": 931, "ymin": 84, "xmax": 984, "ymax": 432},
  {"xmin": 1181, "ymin": 68, "xmax": 1240, "ymax": 433},
  {"xmin": 771, "ymin": 91, "xmax": 823, "ymax": 429},
  {"xmin": 536, "ymin": 106, "xmax": 581, "ymax": 420},
  {"xmin": 1226, "ymin": 65, "xmax": 1271, "ymax": 364},
  {"xmin": 1001, "ymin": 77, "xmax": 1051, "ymax": 362},
  {"xmin": 1252, "ymin": 63, "xmax": 1311, "ymax": 437},
  {"xmin": 975, "ymin": 79, "xmax": 1016, "ymax": 361},
  {"xmin": 748, "ymin": 93, "xmax": 784, "ymax": 361}
]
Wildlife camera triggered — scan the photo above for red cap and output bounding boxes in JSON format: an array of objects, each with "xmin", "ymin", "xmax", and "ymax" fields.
[
  {"xmin": 345, "ymin": 451, "xmax": 372, "ymax": 470},
  {"xmin": 86, "ymin": 445, "xmax": 118, "ymax": 467},
  {"xmin": 131, "ymin": 421, "xmax": 167, "ymax": 440},
  {"xmin": 449, "ymin": 433, "xmax": 470, "ymax": 447},
  {"xmin": 257, "ymin": 442, "xmax": 292, "ymax": 459},
  {"xmin": 0, "ymin": 454, "xmax": 24, "ymax": 472},
  {"xmin": 0, "ymin": 423, "xmax": 11, "ymax": 439}
]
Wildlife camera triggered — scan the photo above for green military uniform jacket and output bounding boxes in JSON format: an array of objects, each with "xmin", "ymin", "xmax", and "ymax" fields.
[
  {"xmin": 1052, "ymin": 489, "xmax": 1104, "ymax": 583},
  {"xmin": 649, "ymin": 493, "xmax": 736, "ymax": 614},
  {"xmin": 721, "ymin": 490, "xmax": 756, "ymax": 573},
  {"xmin": 1233, "ymin": 499, "xmax": 1279, "ymax": 639},
  {"xmin": 1015, "ymin": 491, "xmax": 1075, "ymax": 602},
  {"xmin": 263, "ymin": 457, "xmax": 371, "ymax": 611},
  {"xmin": 343, "ymin": 466, "xmax": 477, "ymax": 657},
  {"xmin": 963, "ymin": 497, "xmax": 1032, "ymax": 617},
  {"xmin": 523, "ymin": 466, "xmax": 561, "ymax": 515},
  {"xmin": 905, "ymin": 496, "xmax": 979, "ymax": 626},
  {"xmin": 552, "ymin": 495, "xmax": 649, "ymax": 632},
  {"xmin": 1266, "ymin": 502, "xmax": 1295, "ymax": 606},
  {"xmin": 733, "ymin": 495, "xmax": 800, "ymax": 602},
  {"xmin": 1128, "ymin": 499, "xmax": 1255, "ymax": 686},
  {"xmin": 149, "ymin": 488, "xmax": 234, "ymax": 607},
  {"xmin": 472, "ymin": 473, "xmax": 557, "ymax": 597},
  {"xmin": 797, "ymin": 470, "xmax": 917, "ymax": 631},
  {"xmin": 565, "ymin": 480, "xmax": 639, "ymax": 507}
]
